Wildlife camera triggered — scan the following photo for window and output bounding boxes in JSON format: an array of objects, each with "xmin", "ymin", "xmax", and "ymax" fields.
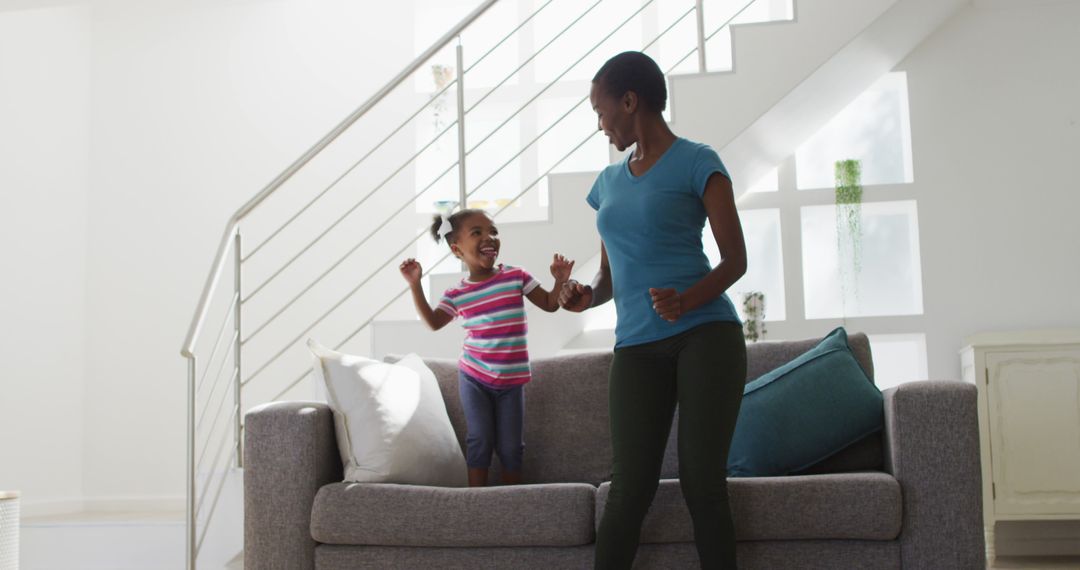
[
  {"xmin": 733, "ymin": 71, "xmax": 927, "ymax": 381},
  {"xmin": 800, "ymin": 201, "xmax": 923, "ymax": 319},
  {"xmin": 868, "ymin": 334, "xmax": 928, "ymax": 390},
  {"xmin": 706, "ymin": 208, "xmax": 786, "ymax": 321},
  {"xmin": 796, "ymin": 73, "xmax": 913, "ymax": 189}
]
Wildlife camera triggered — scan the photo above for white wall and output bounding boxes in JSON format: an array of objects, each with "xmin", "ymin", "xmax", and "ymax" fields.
[
  {"xmin": 0, "ymin": 4, "xmax": 91, "ymax": 515},
  {"xmin": 897, "ymin": 0, "xmax": 1080, "ymax": 380}
]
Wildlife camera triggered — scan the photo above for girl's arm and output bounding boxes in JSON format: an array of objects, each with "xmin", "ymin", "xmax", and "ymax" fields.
[
  {"xmin": 400, "ymin": 258, "xmax": 454, "ymax": 331},
  {"xmin": 650, "ymin": 173, "xmax": 747, "ymax": 322},
  {"xmin": 525, "ymin": 254, "xmax": 574, "ymax": 313},
  {"xmin": 559, "ymin": 243, "xmax": 612, "ymax": 312}
]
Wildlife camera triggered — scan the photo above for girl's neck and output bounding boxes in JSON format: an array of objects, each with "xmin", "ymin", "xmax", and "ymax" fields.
[{"xmin": 467, "ymin": 266, "xmax": 498, "ymax": 282}]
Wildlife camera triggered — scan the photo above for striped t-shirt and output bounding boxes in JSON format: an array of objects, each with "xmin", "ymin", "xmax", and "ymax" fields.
[{"xmin": 436, "ymin": 264, "xmax": 539, "ymax": 388}]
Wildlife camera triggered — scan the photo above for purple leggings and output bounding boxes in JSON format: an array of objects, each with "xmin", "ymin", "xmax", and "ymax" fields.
[{"xmin": 458, "ymin": 370, "xmax": 524, "ymax": 471}]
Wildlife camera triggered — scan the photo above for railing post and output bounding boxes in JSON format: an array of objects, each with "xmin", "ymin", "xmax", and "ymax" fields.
[
  {"xmin": 456, "ymin": 39, "xmax": 468, "ymax": 211},
  {"xmin": 186, "ymin": 355, "xmax": 197, "ymax": 570},
  {"xmin": 234, "ymin": 231, "xmax": 243, "ymax": 469},
  {"xmin": 696, "ymin": 0, "xmax": 707, "ymax": 72}
]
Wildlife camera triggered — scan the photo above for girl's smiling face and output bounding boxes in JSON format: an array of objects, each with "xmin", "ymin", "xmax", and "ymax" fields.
[{"xmin": 451, "ymin": 212, "xmax": 500, "ymax": 275}]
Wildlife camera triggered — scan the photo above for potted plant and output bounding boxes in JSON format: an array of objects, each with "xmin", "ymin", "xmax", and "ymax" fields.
[
  {"xmin": 742, "ymin": 291, "xmax": 766, "ymax": 342},
  {"xmin": 430, "ymin": 64, "xmax": 455, "ymax": 133}
]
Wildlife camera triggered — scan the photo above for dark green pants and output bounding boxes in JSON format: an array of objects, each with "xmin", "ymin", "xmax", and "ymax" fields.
[{"xmin": 595, "ymin": 321, "xmax": 747, "ymax": 570}]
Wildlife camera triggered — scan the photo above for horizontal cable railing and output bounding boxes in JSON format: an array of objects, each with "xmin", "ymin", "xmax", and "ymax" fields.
[
  {"xmin": 242, "ymin": 0, "xmax": 560, "ymax": 264},
  {"xmin": 193, "ymin": 293, "xmax": 237, "ymax": 397},
  {"xmin": 240, "ymin": 0, "xmax": 605, "ymax": 311}
]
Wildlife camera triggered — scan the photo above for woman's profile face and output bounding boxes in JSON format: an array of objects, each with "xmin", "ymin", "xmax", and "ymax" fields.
[{"xmin": 590, "ymin": 80, "xmax": 634, "ymax": 152}]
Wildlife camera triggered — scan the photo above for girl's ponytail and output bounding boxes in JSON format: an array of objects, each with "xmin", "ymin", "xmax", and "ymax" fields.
[{"xmin": 430, "ymin": 214, "xmax": 453, "ymax": 244}]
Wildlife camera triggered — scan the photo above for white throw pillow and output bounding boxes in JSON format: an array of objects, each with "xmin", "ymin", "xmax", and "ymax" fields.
[{"xmin": 307, "ymin": 340, "xmax": 467, "ymax": 487}]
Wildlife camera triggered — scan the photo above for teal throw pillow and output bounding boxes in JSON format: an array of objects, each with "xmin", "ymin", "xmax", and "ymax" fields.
[{"xmin": 727, "ymin": 327, "xmax": 884, "ymax": 477}]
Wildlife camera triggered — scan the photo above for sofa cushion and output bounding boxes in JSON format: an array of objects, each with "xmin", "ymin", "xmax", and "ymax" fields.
[
  {"xmin": 310, "ymin": 343, "xmax": 466, "ymax": 486},
  {"xmin": 596, "ymin": 473, "xmax": 901, "ymax": 543},
  {"xmin": 791, "ymin": 432, "xmax": 883, "ymax": 475},
  {"xmin": 745, "ymin": 331, "xmax": 874, "ymax": 383},
  {"xmin": 727, "ymin": 327, "xmax": 884, "ymax": 477},
  {"xmin": 388, "ymin": 351, "xmax": 615, "ymax": 485},
  {"xmin": 311, "ymin": 482, "xmax": 596, "ymax": 547}
]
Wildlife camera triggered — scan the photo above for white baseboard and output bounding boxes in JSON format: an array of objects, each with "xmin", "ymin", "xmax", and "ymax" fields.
[
  {"xmin": 81, "ymin": 495, "xmax": 185, "ymax": 513},
  {"xmin": 21, "ymin": 495, "xmax": 185, "ymax": 519},
  {"xmin": 19, "ymin": 498, "xmax": 86, "ymax": 519}
]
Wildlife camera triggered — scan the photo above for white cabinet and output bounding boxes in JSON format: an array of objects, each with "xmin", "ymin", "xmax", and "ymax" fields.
[
  {"xmin": 961, "ymin": 330, "xmax": 1080, "ymax": 561},
  {"xmin": 0, "ymin": 491, "xmax": 17, "ymax": 570}
]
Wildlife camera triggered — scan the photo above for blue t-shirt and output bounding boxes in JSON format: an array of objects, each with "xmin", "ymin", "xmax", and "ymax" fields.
[{"xmin": 587, "ymin": 137, "xmax": 741, "ymax": 348}]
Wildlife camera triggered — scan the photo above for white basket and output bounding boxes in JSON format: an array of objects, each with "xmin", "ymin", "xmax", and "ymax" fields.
[{"xmin": 0, "ymin": 491, "xmax": 18, "ymax": 570}]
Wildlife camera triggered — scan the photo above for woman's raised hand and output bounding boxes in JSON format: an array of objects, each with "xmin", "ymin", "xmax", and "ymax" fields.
[
  {"xmin": 399, "ymin": 258, "xmax": 422, "ymax": 285},
  {"xmin": 550, "ymin": 253, "xmax": 575, "ymax": 282},
  {"xmin": 559, "ymin": 280, "xmax": 593, "ymax": 312}
]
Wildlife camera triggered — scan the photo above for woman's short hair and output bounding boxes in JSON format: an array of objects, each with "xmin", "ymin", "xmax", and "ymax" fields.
[{"xmin": 592, "ymin": 51, "xmax": 667, "ymax": 113}]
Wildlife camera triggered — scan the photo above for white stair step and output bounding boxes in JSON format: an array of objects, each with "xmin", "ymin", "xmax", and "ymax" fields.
[{"xmin": 671, "ymin": 0, "xmax": 896, "ymax": 147}]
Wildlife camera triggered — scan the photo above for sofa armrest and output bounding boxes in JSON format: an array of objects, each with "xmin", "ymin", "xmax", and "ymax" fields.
[
  {"xmin": 883, "ymin": 381, "xmax": 985, "ymax": 569},
  {"xmin": 244, "ymin": 401, "xmax": 342, "ymax": 570}
]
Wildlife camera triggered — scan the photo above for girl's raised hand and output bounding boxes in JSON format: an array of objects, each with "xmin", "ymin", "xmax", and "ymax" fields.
[
  {"xmin": 550, "ymin": 253, "xmax": 575, "ymax": 281},
  {"xmin": 399, "ymin": 258, "xmax": 422, "ymax": 285}
]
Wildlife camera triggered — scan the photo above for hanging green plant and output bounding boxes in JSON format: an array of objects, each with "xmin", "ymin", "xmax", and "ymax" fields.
[
  {"xmin": 741, "ymin": 291, "xmax": 766, "ymax": 343},
  {"xmin": 834, "ymin": 159, "xmax": 863, "ymax": 316},
  {"xmin": 430, "ymin": 64, "xmax": 455, "ymax": 133}
]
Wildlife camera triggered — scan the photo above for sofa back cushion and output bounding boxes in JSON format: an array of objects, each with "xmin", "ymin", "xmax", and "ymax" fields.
[
  {"xmin": 388, "ymin": 351, "xmax": 615, "ymax": 485},
  {"xmin": 393, "ymin": 331, "xmax": 879, "ymax": 484}
]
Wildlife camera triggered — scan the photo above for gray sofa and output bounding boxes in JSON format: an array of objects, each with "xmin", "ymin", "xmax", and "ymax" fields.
[{"xmin": 244, "ymin": 333, "xmax": 985, "ymax": 569}]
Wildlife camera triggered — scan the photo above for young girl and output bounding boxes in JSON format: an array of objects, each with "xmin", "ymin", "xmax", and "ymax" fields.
[{"xmin": 399, "ymin": 208, "xmax": 574, "ymax": 487}]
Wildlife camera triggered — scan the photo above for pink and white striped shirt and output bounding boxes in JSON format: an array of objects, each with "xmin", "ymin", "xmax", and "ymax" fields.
[{"xmin": 436, "ymin": 264, "xmax": 539, "ymax": 388}]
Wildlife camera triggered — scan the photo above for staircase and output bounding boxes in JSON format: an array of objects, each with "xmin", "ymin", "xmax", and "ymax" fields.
[{"xmin": 179, "ymin": 0, "xmax": 964, "ymax": 567}]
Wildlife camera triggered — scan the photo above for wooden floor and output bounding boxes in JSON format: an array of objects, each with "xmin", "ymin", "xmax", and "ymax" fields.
[{"xmin": 991, "ymin": 556, "xmax": 1080, "ymax": 569}]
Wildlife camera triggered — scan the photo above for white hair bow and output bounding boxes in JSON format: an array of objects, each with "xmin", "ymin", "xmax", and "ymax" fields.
[{"xmin": 437, "ymin": 215, "xmax": 452, "ymax": 238}]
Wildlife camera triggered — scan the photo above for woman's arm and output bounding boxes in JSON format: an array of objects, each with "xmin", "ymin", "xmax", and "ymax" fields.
[
  {"xmin": 560, "ymin": 242, "xmax": 613, "ymax": 312},
  {"xmin": 650, "ymin": 173, "xmax": 747, "ymax": 322}
]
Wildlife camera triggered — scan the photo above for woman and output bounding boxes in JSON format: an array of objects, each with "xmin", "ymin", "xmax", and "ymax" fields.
[{"xmin": 559, "ymin": 51, "xmax": 748, "ymax": 569}]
